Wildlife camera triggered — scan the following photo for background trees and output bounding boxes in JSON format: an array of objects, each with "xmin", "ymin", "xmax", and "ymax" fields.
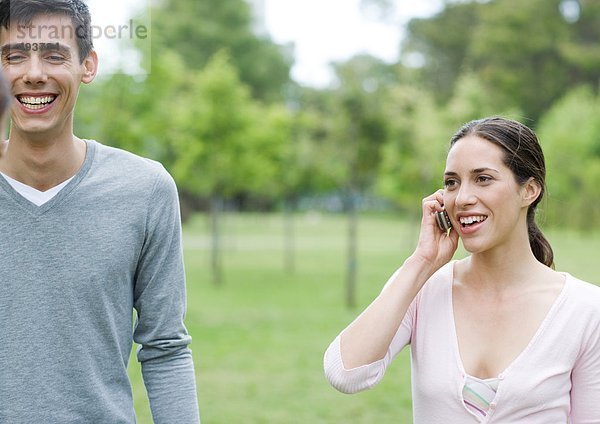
[
  {"xmin": 151, "ymin": 0, "xmax": 292, "ymax": 103},
  {"xmin": 75, "ymin": 0, "xmax": 599, "ymax": 291},
  {"xmin": 401, "ymin": 0, "xmax": 599, "ymax": 122},
  {"xmin": 538, "ymin": 86, "xmax": 600, "ymax": 230}
]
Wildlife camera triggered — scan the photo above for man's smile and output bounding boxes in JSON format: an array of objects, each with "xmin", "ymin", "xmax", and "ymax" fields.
[{"xmin": 16, "ymin": 94, "xmax": 57, "ymax": 111}]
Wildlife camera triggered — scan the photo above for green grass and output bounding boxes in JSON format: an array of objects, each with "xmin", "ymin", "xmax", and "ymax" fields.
[{"xmin": 127, "ymin": 212, "xmax": 600, "ymax": 423}]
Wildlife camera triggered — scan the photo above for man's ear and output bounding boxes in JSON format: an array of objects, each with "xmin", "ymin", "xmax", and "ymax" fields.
[
  {"xmin": 522, "ymin": 177, "xmax": 542, "ymax": 207},
  {"xmin": 81, "ymin": 50, "xmax": 98, "ymax": 84}
]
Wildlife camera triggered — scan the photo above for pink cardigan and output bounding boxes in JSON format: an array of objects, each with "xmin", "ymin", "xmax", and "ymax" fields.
[{"xmin": 324, "ymin": 262, "xmax": 600, "ymax": 423}]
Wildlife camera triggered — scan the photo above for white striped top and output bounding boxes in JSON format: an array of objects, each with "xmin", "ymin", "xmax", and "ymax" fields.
[{"xmin": 463, "ymin": 375, "xmax": 500, "ymax": 418}]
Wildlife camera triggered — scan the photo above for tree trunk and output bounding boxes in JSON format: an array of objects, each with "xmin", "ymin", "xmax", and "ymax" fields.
[
  {"xmin": 283, "ymin": 196, "xmax": 296, "ymax": 274},
  {"xmin": 210, "ymin": 194, "xmax": 223, "ymax": 285},
  {"xmin": 345, "ymin": 189, "xmax": 358, "ymax": 309}
]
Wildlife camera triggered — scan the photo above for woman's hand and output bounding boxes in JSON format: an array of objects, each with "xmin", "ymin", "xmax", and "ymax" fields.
[{"xmin": 412, "ymin": 189, "xmax": 459, "ymax": 270}]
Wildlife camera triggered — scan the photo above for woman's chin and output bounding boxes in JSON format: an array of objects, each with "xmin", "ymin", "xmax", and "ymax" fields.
[{"xmin": 460, "ymin": 240, "xmax": 486, "ymax": 255}]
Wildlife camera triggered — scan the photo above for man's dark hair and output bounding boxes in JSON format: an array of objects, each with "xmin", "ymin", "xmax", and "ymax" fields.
[{"xmin": 0, "ymin": 0, "xmax": 93, "ymax": 63}]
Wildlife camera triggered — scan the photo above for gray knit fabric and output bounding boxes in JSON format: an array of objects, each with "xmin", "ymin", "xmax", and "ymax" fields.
[{"xmin": 0, "ymin": 140, "xmax": 200, "ymax": 423}]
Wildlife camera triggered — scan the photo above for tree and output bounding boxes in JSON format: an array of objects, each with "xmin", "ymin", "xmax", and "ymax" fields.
[
  {"xmin": 171, "ymin": 51, "xmax": 277, "ymax": 285},
  {"xmin": 151, "ymin": 0, "xmax": 292, "ymax": 102},
  {"xmin": 557, "ymin": 0, "xmax": 600, "ymax": 87},
  {"xmin": 377, "ymin": 85, "xmax": 451, "ymax": 215},
  {"xmin": 402, "ymin": 2, "xmax": 482, "ymax": 103},
  {"xmin": 330, "ymin": 55, "xmax": 395, "ymax": 307},
  {"xmin": 400, "ymin": 0, "xmax": 599, "ymax": 123},
  {"xmin": 261, "ymin": 103, "xmax": 298, "ymax": 272},
  {"xmin": 75, "ymin": 49, "xmax": 187, "ymax": 169},
  {"xmin": 468, "ymin": 0, "xmax": 574, "ymax": 122},
  {"xmin": 445, "ymin": 72, "xmax": 519, "ymax": 124},
  {"xmin": 537, "ymin": 86, "xmax": 600, "ymax": 229}
]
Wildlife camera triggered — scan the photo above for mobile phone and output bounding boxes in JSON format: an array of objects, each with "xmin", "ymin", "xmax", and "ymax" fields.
[{"xmin": 435, "ymin": 210, "xmax": 452, "ymax": 232}]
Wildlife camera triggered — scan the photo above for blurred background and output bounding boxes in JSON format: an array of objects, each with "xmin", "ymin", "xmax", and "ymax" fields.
[{"xmin": 75, "ymin": 0, "xmax": 599, "ymax": 422}]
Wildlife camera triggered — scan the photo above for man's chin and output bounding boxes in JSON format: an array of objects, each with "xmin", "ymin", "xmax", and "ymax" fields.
[{"xmin": 9, "ymin": 122, "xmax": 62, "ymax": 141}]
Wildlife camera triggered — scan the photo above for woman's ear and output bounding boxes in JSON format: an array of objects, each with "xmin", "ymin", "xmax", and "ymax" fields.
[{"xmin": 522, "ymin": 177, "xmax": 542, "ymax": 207}]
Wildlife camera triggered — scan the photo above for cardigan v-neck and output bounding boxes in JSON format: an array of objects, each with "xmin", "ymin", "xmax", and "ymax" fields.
[{"xmin": 445, "ymin": 261, "xmax": 569, "ymax": 420}]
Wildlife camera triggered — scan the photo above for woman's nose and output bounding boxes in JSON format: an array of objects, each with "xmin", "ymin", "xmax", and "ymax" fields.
[{"xmin": 455, "ymin": 183, "xmax": 476, "ymax": 207}]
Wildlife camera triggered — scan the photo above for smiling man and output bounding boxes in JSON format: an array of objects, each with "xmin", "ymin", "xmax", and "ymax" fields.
[{"xmin": 0, "ymin": 1, "xmax": 200, "ymax": 423}]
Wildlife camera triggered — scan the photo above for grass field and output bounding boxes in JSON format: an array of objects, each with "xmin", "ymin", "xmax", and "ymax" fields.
[{"xmin": 127, "ymin": 212, "xmax": 600, "ymax": 423}]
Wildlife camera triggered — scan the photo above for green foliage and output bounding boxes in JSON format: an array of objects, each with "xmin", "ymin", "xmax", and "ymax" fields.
[
  {"xmin": 151, "ymin": 0, "xmax": 291, "ymax": 102},
  {"xmin": 298, "ymin": 113, "xmax": 348, "ymax": 195},
  {"xmin": 377, "ymin": 0, "xmax": 598, "ymax": 216},
  {"xmin": 171, "ymin": 51, "xmax": 262, "ymax": 197},
  {"xmin": 130, "ymin": 49, "xmax": 189, "ymax": 166},
  {"xmin": 290, "ymin": 88, "xmax": 351, "ymax": 194},
  {"xmin": 76, "ymin": 50, "xmax": 187, "ymax": 168},
  {"xmin": 330, "ymin": 55, "xmax": 396, "ymax": 191},
  {"xmin": 538, "ymin": 86, "xmax": 600, "ymax": 229},
  {"xmin": 74, "ymin": 0, "xmax": 599, "ymax": 226},
  {"xmin": 75, "ymin": 74, "xmax": 140, "ymax": 151},
  {"xmin": 403, "ymin": 0, "xmax": 599, "ymax": 122},
  {"xmin": 468, "ymin": 0, "xmax": 572, "ymax": 121},
  {"xmin": 243, "ymin": 103, "xmax": 293, "ymax": 197},
  {"xmin": 402, "ymin": 2, "xmax": 481, "ymax": 102},
  {"xmin": 377, "ymin": 85, "xmax": 451, "ymax": 213},
  {"xmin": 558, "ymin": 0, "xmax": 600, "ymax": 80},
  {"xmin": 445, "ymin": 72, "xmax": 522, "ymax": 123}
]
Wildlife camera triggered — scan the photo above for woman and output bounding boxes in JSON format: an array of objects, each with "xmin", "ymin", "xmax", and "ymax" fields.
[{"xmin": 324, "ymin": 117, "xmax": 600, "ymax": 422}]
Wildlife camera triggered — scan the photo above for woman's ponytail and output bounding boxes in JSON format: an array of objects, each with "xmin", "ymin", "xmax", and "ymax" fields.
[{"xmin": 527, "ymin": 209, "xmax": 554, "ymax": 269}]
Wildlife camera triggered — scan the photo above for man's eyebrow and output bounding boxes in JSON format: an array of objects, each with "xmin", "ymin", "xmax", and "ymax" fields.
[
  {"xmin": 1, "ymin": 42, "xmax": 72, "ymax": 55},
  {"xmin": 444, "ymin": 167, "xmax": 500, "ymax": 176},
  {"xmin": 1, "ymin": 43, "xmax": 25, "ymax": 55}
]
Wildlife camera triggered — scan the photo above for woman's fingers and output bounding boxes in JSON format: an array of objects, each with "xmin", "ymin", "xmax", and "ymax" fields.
[{"xmin": 422, "ymin": 189, "xmax": 446, "ymax": 217}]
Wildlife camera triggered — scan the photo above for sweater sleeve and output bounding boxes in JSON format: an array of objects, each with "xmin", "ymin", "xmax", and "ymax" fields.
[
  {"xmin": 323, "ymin": 269, "xmax": 416, "ymax": 394},
  {"xmin": 569, "ymin": 304, "xmax": 600, "ymax": 423},
  {"xmin": 132, "ymin": 167, "xmax": 200, "ymax": 423}
]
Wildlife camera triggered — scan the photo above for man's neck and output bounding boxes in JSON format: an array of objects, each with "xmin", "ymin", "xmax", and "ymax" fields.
[{"xmin": 0, "ymin": 130, "xmax": 86, "ymax": 192}]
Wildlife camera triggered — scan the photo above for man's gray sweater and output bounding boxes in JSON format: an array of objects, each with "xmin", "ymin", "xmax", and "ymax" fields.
[{"xmin": 0, "ymin": 140, "xmax": 200, "ymax": 423}]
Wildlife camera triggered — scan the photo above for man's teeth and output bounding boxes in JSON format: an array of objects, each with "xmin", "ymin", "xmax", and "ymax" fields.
[
  {"xmin": 459, "ymin": 215, "xmax": 487, "ymax": 226},
  {"xmin": 19, "ymin": 96, "xmax": 56, "ymax": 110}
]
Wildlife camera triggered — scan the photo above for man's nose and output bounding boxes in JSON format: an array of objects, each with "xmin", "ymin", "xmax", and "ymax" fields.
[{"xmin": 22, "ymin": 56, "xmax": 48, "ymax": 84}]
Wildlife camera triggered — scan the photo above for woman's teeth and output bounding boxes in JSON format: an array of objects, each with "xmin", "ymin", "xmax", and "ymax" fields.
[{"xmin": 459, "ymin": 215, "xmax": 487, "ymax": 227}]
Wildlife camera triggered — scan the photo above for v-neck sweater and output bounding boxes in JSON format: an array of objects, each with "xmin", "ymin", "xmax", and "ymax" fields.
[
  {"xmin": 324, "ymin": 261, "xmax": 600, "ymax": 423},
  {"xmin": 0, "ymin": 140, "xmax": 199, "ymax": 423}
]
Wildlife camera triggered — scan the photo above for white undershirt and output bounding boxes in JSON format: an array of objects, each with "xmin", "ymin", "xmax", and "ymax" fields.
[{"xmin": 0, "ymin": 172, "xmax": 74, "ymax": 206}]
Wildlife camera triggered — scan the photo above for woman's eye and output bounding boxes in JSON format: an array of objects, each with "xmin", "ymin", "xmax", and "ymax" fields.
[
  {"xmin": 444, "ymin": 179, "xmax": 457, "ymax": 188},
  {"xmin": 476, "ymin": 175, "xmax": 492, "ymax": 183}
]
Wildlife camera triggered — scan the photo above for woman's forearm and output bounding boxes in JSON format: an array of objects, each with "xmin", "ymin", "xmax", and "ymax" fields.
[{"xmin": 339, "ymin": 254, "xmax": 437, "ymax": 369}]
